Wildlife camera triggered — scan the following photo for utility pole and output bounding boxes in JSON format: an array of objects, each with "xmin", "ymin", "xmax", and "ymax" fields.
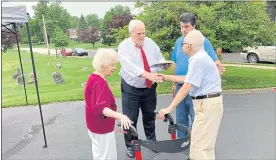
[{"xmin": 42, "ymin": 14, "xmax": 50, "ymax": 55}]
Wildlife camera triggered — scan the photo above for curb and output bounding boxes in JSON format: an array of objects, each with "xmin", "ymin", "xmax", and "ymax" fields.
[{"xmin": 224, "ymin": 64, "xmax": 276, "ymax": 70}]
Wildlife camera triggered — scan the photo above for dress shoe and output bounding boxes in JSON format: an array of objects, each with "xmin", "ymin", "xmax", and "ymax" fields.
[{"xmin": 126, "ymin": 147, "xmax": 135, "ymax": 158}]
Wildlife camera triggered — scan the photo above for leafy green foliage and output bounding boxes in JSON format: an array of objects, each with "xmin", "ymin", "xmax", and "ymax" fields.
[
  {"xmin": 53, "ymin": 26, "xmax": 69, "ymax": 48},
  {"xmin": 86, "ymin": 14, "xmax": 101, "ymax": 28},
  {"xmin": 78, "ymin": 14, "xmax": 87, "ymax": 29},
  {"xmin": 102, "ymin": 34, "xmax": 116, "ymax": 46},
  {"xmin": 101, "ymin": 5, "xmax": 133, "ymax": 46},
  {"xmin": 20, "ymin": 2, "xmax": 75, "ymax": 44},
  {"xmin": 135, "ymin": 1, "xmax": 276, "ymax": 52},
  {"xmin": 69, "ymin": 16, "xmax": 79, "ymax": 28},
  {"xmin": 112, "ymin": 25, "xmax": 129, "ymax": 43}
]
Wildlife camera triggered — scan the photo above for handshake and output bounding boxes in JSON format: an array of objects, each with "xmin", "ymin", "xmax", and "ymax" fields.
[
  {"xmin": 143, "ymin": 63, "xmax": 173, "ymax": 83},
  {"xmin": 146, "ymin": 73, "xmax": 169, "ymax": 83}
]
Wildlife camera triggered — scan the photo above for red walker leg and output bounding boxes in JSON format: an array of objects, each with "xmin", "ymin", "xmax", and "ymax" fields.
[
  {"xmin": 135, "ymin": 150, "xmax": 142, "ymax": 160},
  {"xmin": 170, "ymin": 133, "xmax": 176, "ymax": 140},
  {"xmin": 133, "ymin": 140, "xmax": 142, "ymax": 160}
]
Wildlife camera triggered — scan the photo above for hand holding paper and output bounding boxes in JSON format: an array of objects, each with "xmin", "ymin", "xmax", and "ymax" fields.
[{"xmin": 150, "ymin": 60, "xmax": 175, "ymax": 69}]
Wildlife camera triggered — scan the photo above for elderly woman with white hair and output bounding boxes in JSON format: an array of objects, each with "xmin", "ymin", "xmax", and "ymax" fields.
[
  {"xmin": 159, "ymin": 30, "xmax": 224, "ymax": 160},
  {"xmin": 84, "ymin": 48, "xmax": 132, "ymax": 160}
]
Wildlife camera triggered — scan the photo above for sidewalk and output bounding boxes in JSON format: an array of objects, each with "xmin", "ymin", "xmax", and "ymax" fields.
[{"xmin": 224, "ymin": 63, "xmax": 276, "ymax": 70}]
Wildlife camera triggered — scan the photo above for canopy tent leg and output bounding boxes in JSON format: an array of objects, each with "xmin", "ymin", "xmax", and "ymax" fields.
[
  {"xmin": 13, "ymin": 23, "xmax": 28, "ymax": 105},
  {"xmin": 26, "ymin": 22, "xmax": 48, "ymax": 148}
]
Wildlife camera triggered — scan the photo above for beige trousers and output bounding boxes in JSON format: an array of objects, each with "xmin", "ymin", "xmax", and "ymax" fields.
[{"xmin": 189, "ymin": 96, "xmax": 224, "ymax": 160}]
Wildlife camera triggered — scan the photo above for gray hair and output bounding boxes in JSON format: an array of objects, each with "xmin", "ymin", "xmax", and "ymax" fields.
[
  {"xmin": 92, "ymin": 48, "xmax": 119, "ymax": 71},
  {"xmin": 128, "ymin": 19, "xmax": 144, "ymax": 34},
  {"xmin": 184, "ymin": 30, "xmax": 204, "ymax": 51}
]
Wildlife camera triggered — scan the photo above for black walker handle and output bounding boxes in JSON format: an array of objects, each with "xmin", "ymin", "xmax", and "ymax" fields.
[
  {"xmin": 117, "ymin": 122, "xmax": 138, "ymax": 138},
  {"xmin": 117, "ymin": 113, "xmax": 175, "ymax": 137},
  {"xmin": 154, "ymin": 112, "xmax": 174, "ymax": 125}
]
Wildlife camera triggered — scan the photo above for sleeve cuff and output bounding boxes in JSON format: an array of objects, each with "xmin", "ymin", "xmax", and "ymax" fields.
[
  {"xmin": 131, "ymin": 68, "xmax": 145, "ymax": 78},
  {"xmin": 184, "ymin": 79, "xmax": 200, "ymax": 88}
]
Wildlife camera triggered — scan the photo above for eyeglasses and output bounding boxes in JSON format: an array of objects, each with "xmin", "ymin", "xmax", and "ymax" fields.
[{"xmin": 181, "ymin": 42, "xmax": 190, "ymax": 47}]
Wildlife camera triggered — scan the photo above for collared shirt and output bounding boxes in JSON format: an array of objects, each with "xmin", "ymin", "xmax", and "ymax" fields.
[
  {"xmin": 184, "ymin": 49, "xmax": 222, "ymax": 97},
  {"xmin": 118, "ymin": 37, "xmax": 165, "ymax": 88},
  {"xmin": 171, "ymin": 36, "xmax": 218, "ymax": 76}
]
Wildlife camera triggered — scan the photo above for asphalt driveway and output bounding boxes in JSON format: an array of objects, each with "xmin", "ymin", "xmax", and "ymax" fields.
[{"xmin": 2, "ymin": 90, "xmax": 275, "ymax": 160}]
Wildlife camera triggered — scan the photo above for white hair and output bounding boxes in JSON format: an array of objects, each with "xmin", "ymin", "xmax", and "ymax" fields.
[
  {"xmin": 92, "ymin": 48, "xmax": 119, "ymax": 71},
  {"xmin": 128, "ymin": 19, "xmax": 144, "ymax": 34},
  {"xmin": 184, "ymin": 30, "xmax": 205, "ymax": 51}
]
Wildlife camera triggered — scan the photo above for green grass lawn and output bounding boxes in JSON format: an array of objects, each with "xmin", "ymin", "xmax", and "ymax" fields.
[
  {"xmin": 2, "ymin": 51, "xmax": 276, "ymax": 108},
  {"xmin": 19, "ymin": 41, "xmax": 118, "ymax": 50}
]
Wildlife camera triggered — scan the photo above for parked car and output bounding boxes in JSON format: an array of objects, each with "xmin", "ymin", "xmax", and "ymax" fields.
[
  {"xmin": 72, "ymin": 48, "xmax": 88, "ymax": 56},
  {"xmin": 60, "ymin": 48, "xmax": 72, "ymax": 56},
  {"xmin": 240, "ymin": 45, "xmax": 276, "ymax": 63}
]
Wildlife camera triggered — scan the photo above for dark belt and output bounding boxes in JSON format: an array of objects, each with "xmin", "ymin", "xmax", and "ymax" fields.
[{"xmin": 191, "ymin": 93, "xmax": 221, "ymax": 100}]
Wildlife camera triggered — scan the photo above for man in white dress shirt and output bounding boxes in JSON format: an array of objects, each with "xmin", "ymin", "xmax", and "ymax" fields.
[
  {"xmin": 159, "ymin": 30, "xmax": 224, "ymax": 160},
  {"xmin": 118, "ymin": 19, "xmax": 169, "ymax": 158}
]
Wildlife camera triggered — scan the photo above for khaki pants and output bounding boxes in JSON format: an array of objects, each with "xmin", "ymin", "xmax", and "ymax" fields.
[{"xmin": 189, "ymin": 96, "xmax": 224, "ymax": 160}]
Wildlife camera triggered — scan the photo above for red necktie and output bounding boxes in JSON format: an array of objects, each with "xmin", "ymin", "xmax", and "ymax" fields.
[{"xmin": 136, "ymin": 45, "xmax": 152, "ymax": 88}]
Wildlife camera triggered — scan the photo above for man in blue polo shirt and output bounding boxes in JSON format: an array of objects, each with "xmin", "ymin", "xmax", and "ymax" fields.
[{"xmin": 171, "ymin": 12, "xmax": 225, "ymax": 138}]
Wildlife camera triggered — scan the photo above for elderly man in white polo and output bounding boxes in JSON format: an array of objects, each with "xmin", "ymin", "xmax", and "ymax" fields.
[{"xmin": 159, "ymin": 30, "xmax": 224, "ymax": 160}]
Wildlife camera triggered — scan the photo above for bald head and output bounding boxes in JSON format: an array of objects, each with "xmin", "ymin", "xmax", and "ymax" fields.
[
  {"xmin": 184, "ymin": 30, "xmax": 204, "ymax": 51},
  {"xmin": 182, "ymin": 30, "xmax": 205, "ymax": 56}
]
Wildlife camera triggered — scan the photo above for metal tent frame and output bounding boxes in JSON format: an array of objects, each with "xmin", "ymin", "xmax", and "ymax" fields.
[{"xmin": 1, "ymin": 4, "xmax": 47, "ymax": 148}]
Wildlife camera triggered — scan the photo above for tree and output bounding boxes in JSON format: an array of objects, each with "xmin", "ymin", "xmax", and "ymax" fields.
[
  {"xmin": 78, "ymin": 14, "xmax": 87, "ymax": 29},
  {"xmin": 109, "ymin": 5, "xmax": 132, "ymax": 16},
  {"xmin": 1, "ymin": 30, "xmax": 21, "ymax": 53},
  {"xmin": 20, "ymin": 18, "xmax": 43, "ymax": 44},
  {"xmin": 86, "ymin": 14, "xmax": 101, "ymax": 28},
  {"xmin": 101, "ymin": 5, "xmax": 133, "ymax": 46},
  {"xmin": 78, "ymin": 26, "xmax": 100, "ymax": 46},
  {"xmin": 135, "ymin": 1, "xmax": 276, "ymax": 52},
  {"xmin": 200, "ymin": 1, "xmax": 276, "ymax": 51},
  {"xmin": 47, "ymin": 3, "xmax": 71, "ymax": 33},
  {"xmin": 22, "ymin": 2, "xmax": 71, "ymax": 44},
  {"xmin": 135, "ymin": 2, "xmax": 186, "ymax": 52},
  {"xmin": 102, "ymin": 34, "xmax": 116, "ymax": 46},
  {"xmin": 108, "ymin": 14, "xmax": 132, "ymax": 30},
  {"xmin": 112, "ymin": 25, "xmax": 129, "ymax": 43},
  {"xmin": 53, "ymin": 26, "xmax": 69, "ymax": 48},
  {"xmin": 69, "ymin": 16, "xmax": 79, "ymax": 28},
  {"xmin": 29, "ymin": 2, "xmax": 49, "ymax": 43}
]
